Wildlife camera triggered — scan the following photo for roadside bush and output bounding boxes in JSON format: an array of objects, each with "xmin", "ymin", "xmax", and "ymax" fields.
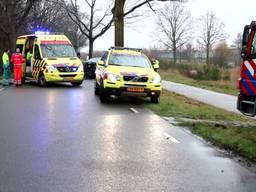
[
  {"xmin": 158, "ymin": 60, "xmax": 174, "ymax": 70},
  {"xmin": 222, "ymin": 69, "xmax": 231, "ymax": 81},
  {"xmin": 159, "ymin": 60, "xmax": 222, "ymax": 81},
  {"xmin": 197, "ymin": 66, "xmax": 221, "ymax": 81},
  {"xmin": 159, "ymin": 60, "xmax": 192, "ymax": 73}
]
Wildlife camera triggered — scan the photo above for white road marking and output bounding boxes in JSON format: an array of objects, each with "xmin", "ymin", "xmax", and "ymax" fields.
[
  {"xmin": 129, "ymin": 107, "xmax": 139, "ymax": 114},
  {"xmin": 0, "ymin": 88, "xmax": 4, "ymax": 92},
  {"xmin": 163, "ymin": 132, "xmax": 180, "ymax": 143}
]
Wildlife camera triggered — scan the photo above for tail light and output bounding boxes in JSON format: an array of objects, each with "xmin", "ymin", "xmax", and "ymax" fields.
[{"xmin": 237, "ymin": 78, "xmax": 242, "ymax": 90}]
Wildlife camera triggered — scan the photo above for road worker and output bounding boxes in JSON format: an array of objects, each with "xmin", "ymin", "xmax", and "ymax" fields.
[
  {"xmin": 152, "ymin": 58, "xmax": 160, "ymax": 72},
  {"xmin": 2, "ymin": 48, "xmax": 11, "ymax": 86},
  {"xmin": 11, "ymin": 48, "xmax": 25, "ymax": 86}
]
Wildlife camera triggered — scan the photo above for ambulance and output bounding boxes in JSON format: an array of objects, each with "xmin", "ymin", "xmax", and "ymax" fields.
[
  {"xmin": 15, "ymin": 32, "xmax": 84, "ymax": 86},
  {"xmin": 95, "ymin": 47, "xmax": 162, "ymax": 103}
]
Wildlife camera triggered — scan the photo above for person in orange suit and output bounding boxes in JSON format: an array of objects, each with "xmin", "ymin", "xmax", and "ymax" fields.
[{"xmin": 11, "ymin": 48, "xmax": 25, "ymax": 86}]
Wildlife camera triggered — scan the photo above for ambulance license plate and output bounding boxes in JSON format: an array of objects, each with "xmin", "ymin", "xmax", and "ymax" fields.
[
  {"xmin": 127, "ymin": 87, "xmax": 144, "ymax": 92},
  {"xmin": 64, "ymin": 77, "xmax": 73, "ymax": 81}
]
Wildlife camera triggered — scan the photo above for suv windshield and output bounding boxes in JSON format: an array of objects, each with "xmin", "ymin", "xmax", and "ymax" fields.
[
  {"xmin": 109, "ymin": 53, "xmax": 151, "ymax": 68},
  {"xmin": 41, "ymin": 44, "xmax": 77, "ymax": 58}
]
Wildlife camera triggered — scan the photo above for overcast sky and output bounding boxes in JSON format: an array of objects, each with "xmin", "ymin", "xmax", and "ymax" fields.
[{"xmin": 87, "ymin": 0, "xmax": 256, "ymax": 52}]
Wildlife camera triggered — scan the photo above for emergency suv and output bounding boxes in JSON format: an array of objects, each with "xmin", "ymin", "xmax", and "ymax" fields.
[
  {"xmin": 15, "ymin": 32, "xmax": 84, "ymax": 86},
  {"xmin": 237, "ymin": 21, "xmax": 256, "ymax": 116},
  {"xmin": 95, "ymin": 47, "xmax": 162, "ymax": 103}
]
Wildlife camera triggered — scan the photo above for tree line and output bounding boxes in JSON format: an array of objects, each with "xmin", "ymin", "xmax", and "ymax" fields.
[
  {"xmin": 0, "ymin": 0, "xmax": 241, "ymax": 67},
  {"xmin": 155, "ymin": 1, "xmax": 242, "ymax": 66},
  {"xmin": 0, "ymin": 0, "xmax": 181, "ymax": 60}
]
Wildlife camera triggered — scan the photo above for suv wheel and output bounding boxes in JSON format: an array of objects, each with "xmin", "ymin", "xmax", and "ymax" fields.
[
  {"xmin": 95, "ymin": 81, "xmax": 100, "ymax": 95},
  {"xmin": 151, "ymin": 95, "xmax": 160, "ymax": 104},
  {"xmin": 71, "ymin": 81, "xmax": 83, "ymax": 87},
  {"xmin": 99, "ymin": 81, "xmax": 109, "ymax": 103}
]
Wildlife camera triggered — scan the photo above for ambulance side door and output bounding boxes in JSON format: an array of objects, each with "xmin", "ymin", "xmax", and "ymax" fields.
[{"xmin": 32, "ymin": 43, "xmax": 42, "ymax": 73}]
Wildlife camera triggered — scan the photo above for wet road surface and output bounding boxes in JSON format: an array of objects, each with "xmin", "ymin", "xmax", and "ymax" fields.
[{"xmin": 0, "ymin": 80, "xmax": 255, "ymax": 192}]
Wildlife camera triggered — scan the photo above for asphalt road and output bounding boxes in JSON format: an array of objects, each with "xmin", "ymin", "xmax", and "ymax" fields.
[
  {"xmin": 162, "ymin": 80, "xmax": 239, "ymax": 114},
  {"xmin": 0, "ymin": 80, "xmax": 255, "ymax": 192}
]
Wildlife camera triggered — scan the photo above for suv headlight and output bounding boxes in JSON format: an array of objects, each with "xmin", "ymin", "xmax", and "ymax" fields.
[
  {"xmin": 46, "ymin": 65, "xmax": 57, "ymax": 72},
  {"xmin": 105, "ymin": 73, "xmax": 120, "ymax": 82},
  {"xmin": 152, "ymin": 76, "xmax": 161, "ymax": 84},
  {"xmin": 78, "ymin": 64, "xmax": 83, "ymax": 72}
]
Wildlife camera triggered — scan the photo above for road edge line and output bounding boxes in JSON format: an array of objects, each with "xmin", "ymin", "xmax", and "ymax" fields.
[
  {"xmin": 163, "ymin": 132, "xmax": 180, "ymax": 143},
  {"xmin": 129, "ymin": 107, "xmax": 139, "ymax": 114}
]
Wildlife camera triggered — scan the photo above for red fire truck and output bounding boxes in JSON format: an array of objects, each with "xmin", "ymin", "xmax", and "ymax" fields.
[{"xmin": 237, "ymin": 21, "xmax": 256, "ymax": 116}]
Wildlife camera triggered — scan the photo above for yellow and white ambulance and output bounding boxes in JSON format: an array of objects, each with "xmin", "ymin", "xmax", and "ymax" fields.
[
  {"xmin": 15, "ymin": 32, "xmax": 84, "ymax": 86},
  {"xmin": 95, "ymin": 47, "xmax": 162, "ymax": 103}
]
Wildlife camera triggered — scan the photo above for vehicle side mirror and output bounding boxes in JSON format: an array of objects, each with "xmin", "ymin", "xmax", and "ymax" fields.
[
  {"xmin": 241, "ymin": 45, "xmax": 247, "ymax": 59},
  {"xmin": 77, "ymin": 52, "xmax": 81, "ymax": 58},
  {"xmin": 242, "ymin": 25, "xmax": 250, "ymax": 47},
  {"xmin": 98, "ymin": 60, "xmax": 105, "ymax": 66}
]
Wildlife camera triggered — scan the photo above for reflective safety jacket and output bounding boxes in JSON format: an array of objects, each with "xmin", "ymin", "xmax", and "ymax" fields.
[
  {"xmin": 26, "ymin": 51, "xmax": 32, "ymax": 60},
  {"xmin": 11, "ymin": 53, "xmax": 25, "ymax": 67},
  {"xmin": 2, "ymin": 52, "xmax": 9, "ymax": 65}
]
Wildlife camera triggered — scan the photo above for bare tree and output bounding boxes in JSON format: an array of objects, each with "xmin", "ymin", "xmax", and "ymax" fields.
[
  {"xmin": 0, "ymin": 0, "xmax": 38, "ymax": 52},
  {"xmin": 232, "ymin": 32, "xmax": 242, "ymax": 65},
  {"xmin": 156, "ymin": 2, "xmax": 191, "ymax": 64},
  {"xmin": 212, "ymin": 42, "xmax": 231, "ymax": 68},
  {"xmin": 112, "ymin": 0, "xmax": 185, "ymax": 47},
  {"xmin": 61, "ymin": 0, "xmax": 114, "ymax": 58},
  {"xmin": 182, "ymin": 43, "xmax": 195, "ymax": 63},
  {"xmin": 27, "ymin": 0, "xmax": 87, "ymax": 51},
  {"xmin": 197, "ymin": 11, "xmax": 226, "ymax": 65}
]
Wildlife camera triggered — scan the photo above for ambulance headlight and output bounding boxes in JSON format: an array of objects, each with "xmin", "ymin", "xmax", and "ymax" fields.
[
  {"xmin": 152, "ymin": 75, "xmax": 161, "ymax": 84},
  {"xmin": 105, "ymin": 73, "xmax": 120, "ymax": 82},
  {"xmin": 78, "ymin": 64, "xmax": 83, "ymax": 72},
  {"xmin": 46, "ymin": 65, "xmax": 57, "ymax": 72}
]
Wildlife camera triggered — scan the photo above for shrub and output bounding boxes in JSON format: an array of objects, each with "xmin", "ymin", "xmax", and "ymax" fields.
[{"xmin": 197, "ymin": 66, "xmax": 221, "ymax": 81}]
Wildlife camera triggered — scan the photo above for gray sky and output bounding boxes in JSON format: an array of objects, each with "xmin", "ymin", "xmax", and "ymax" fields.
[{"xmin": 87, "ymin": 0, "xmax": 256, "ymax": 51}]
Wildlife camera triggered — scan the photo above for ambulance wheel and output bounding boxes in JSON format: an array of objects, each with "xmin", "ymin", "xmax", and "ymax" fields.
[
  {"xmin": 99, "ymin": 81, "xmax": 109, "ymax": 103},
  {"xmin": 150, "ymin": 95, "xmax": 160, "ymax": 104},
  {"xmin": 71, "ymin": 81, "xmax": 83, "ymax": 87},
  {"xmin": 38, "ymin": 74, "xmax": 47, "ymax": 86}
]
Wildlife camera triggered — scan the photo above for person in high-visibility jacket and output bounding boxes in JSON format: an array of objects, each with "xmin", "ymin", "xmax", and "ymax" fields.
[
  {"xmin": 2, "ymin": 48, "xmax": 11, "ymax": 86},
  {"xmin": 152, "ymin": 58, "xmax": 160, "ymax": 72},
  {"xmin": 11, "ymin": 48, "xmax": 25, "ymax": 86},
  {"xmin": 26, "ymin": 49, "xmax": 33, "ymax": 72}
]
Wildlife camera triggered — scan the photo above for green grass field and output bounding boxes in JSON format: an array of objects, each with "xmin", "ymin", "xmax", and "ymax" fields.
[
  {"xmin": 159, "ymin": 69, "xmax": 238, "ymax": 95},
  {"xmin": 146, "ymin": 90, "xmax": 256, "ymax": 161}
]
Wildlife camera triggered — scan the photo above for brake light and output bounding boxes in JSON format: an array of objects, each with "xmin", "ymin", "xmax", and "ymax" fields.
[{"xmin": 237, "ymin": 78, "xmax": 242, "ymax": 90}]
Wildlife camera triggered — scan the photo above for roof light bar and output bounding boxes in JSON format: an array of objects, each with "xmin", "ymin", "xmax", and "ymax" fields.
[{"xmin": 110, "ymin": 46, "xmax": 142, "ymax": 52}]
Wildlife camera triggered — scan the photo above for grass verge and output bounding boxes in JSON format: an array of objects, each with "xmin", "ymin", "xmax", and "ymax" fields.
[
  {"xmin": 159, "ymin": 69, "xmax": 238, "ymax": 96},
  {"xmin": 146, "ymin": 90, "xmax": 256, "ymax": 161}
]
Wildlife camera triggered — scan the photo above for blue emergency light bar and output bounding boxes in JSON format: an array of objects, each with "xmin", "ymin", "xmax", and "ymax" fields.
[
  {"xmin": 35, "ymin": 31, "xmax": 64, "ymax": 35},
  {"xmin": 35, "ymin": 31, "xmax": 50, "ymax": 35}
]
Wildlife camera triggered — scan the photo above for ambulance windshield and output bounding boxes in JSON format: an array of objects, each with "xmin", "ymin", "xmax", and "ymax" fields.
[
  {"xmin": 41, "ymin": 44, "xmax": 77, "ymax": 58},
  {"xmin": 109, "ymin": 54, "xmax": 152, "ymax": 68}
]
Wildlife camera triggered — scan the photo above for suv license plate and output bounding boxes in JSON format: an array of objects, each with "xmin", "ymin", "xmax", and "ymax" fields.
[{"xmin": 127, "ymin": 87, "xmax": 144, "ymax": 92}]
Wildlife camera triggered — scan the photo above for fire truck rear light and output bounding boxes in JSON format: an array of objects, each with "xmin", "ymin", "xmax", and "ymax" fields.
[{"xmin": 237, "ymin": 78, "xmax": 242, "ymax": 90}]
